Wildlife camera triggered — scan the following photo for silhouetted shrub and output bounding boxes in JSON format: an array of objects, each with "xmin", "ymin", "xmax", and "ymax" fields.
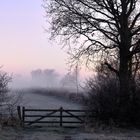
[
  {"xmin": 85, "ymin": 74, "xmax": 140, "ymax": 128},
  {"xmin": 0, "ymin": 71, "xmax": 24, "ymax": 127}
]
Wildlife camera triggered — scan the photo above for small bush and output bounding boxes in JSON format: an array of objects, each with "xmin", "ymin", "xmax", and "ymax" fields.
[{"xmin": 0, "ymin": 71, "xmax": 24, "ymax": 127}]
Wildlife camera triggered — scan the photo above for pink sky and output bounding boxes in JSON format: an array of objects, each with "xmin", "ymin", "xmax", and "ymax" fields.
[{"xmin": 0, "ymin": 0, "xmax": 68, "ymax": 76}]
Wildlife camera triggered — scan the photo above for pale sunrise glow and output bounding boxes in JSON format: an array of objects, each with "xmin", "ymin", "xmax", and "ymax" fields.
[{"xmin": 0, "ymin": 0, "xmax": 67, "ymax": 75}]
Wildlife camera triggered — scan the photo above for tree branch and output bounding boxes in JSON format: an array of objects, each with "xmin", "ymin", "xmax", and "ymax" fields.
[
  {"xmin": 104, "ymin": 62, "xmax": 119, "ymax": 76},
  {"xmin": 130, "ymin": 12, "xmax": 140, "ymax": 30}
]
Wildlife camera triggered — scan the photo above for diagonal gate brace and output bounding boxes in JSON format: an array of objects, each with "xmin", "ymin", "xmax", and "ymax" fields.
[{"xmin": 27, "ymin": 110, "xmax": 58, "ymax": 125}]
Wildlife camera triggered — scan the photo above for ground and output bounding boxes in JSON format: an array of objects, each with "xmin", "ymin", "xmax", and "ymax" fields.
[
  {"xmin": 1, "ymin": 91, "xmax": 140, "ymax": 140},
  {"xmin": 1, "ymin": 126, "xmax": 140, "ymax": 140}
]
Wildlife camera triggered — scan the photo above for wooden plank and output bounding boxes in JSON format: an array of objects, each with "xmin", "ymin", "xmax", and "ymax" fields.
[
  {"xmin": 60, "ymin": 107, "xmax": 63, "ymax": 127},
  {"xmin": 17, "ymin": 106, "xmax": 22, "ymax": 126},
  {"xmin": 25, "ymin": 121, "xmax": 60, "ymax": 123},
  {"xmin": 22, "ymin": 107, "xmax": 25, "ymax": 127},
  {"xmin": 24, "ymin": 121, "xmax": 83, "ymax": 123},
  {"xmin": 24, "ymin": 115, "xmax": 86, "ymax": 118},
  {"xmin": 63, "ymin": 109, "xmax": 93, "ymax": 112},
  {"xmin": 17, "ymin": 106, "xmax": 22, "ymax": 120},
  {"xmin": 24, "ymin": 108, "xmax": 93, "ymax": 112},
  {"xmin": 24, "ymin": 109, "xmax": 59, "ymax": 111}
]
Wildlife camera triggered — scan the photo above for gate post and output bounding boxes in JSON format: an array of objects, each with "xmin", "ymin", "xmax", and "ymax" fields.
[
  {"xmin": 17, "ymin": 106, "xmax": 22, "ymax": 126},
  {"xmin": 60, "ymin": 107, "xmax": 63, "ymax": 127},
  {"xmin": 22, "ymin": 107, "xmax": 25, "ymax": 127}
]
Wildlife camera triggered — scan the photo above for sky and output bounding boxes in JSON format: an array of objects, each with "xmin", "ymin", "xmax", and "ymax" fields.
[{"xmin": 0, "ymin": 0, "xmax": 68, "ymax": 77}]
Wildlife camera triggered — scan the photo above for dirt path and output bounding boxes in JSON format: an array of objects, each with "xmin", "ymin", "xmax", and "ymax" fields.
[{"xmin": 22, "ymin": 92, "xmax": 82, "ymax": 109}]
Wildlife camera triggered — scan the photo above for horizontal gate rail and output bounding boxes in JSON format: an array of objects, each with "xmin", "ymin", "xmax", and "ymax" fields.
[
  {"xmin": 24, "ymin": 109, "xmax": 59, "ymax": 111},
  {"xmin": 24, "ymin": 115, "xmax": 86, "ymax": 117},
  {"xmin": 24, "ymin": 121, "xmax": 83, "ymax": 123}
]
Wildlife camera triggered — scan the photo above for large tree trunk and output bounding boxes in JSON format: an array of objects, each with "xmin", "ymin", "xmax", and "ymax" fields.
[
  {"xmin": 118, "ymin": 48, "xmax": 132, "ymax": 121},
  {"xmin": 119, "ymin": 49, "xmax": 131, "ymax": 102},
  {"xmin": 119, "ymin": 11, "xmax": 132, "ymax": 103}
]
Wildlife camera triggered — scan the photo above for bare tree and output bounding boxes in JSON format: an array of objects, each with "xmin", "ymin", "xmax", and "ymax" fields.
[
  {"xmin": 45, "ymin": 0, "xmax": 140, "ymax": 103},
  {"xmin": 0, "ymin": 71, "xmax": 11, "ymax": 120},
  {"xmin": 0, "ymin": 71, "xmax": 11, "ymax": 105}
]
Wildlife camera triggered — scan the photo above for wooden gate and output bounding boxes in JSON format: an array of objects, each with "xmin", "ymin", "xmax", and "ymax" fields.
[{"xmin": 17, "ymin": 106, "xmax": 92, "ymax": 127}]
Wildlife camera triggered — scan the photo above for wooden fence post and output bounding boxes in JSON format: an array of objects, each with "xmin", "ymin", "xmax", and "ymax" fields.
[
  {"xmin": 60, "ymin": 107, "xmax": 63, "ymax": 127},
  {"xmin": 17, "ymin": 106, "xmax": 22, "ymax": 126},
  {"xmin": 22, "ymin": 107, "xmax": 25, "ymax": 127}
]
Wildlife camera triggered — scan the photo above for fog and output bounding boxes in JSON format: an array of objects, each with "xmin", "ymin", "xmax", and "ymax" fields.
[{"xmin": 10, "ymin": 68, "xmax": 85, "ymax": 92}]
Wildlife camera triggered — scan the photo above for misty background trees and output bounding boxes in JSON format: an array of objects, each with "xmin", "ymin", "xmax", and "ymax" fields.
[
  {"xmin": 30, "ymin": 67, "xmax": 81, "ymax": 92},
  {"xmin": 31, "ymin": 69, "xmax": 59, "ymax": 88},
  {"xmin": 45, "ymin": 0, "xmax": 140, "ymax": 126}
]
